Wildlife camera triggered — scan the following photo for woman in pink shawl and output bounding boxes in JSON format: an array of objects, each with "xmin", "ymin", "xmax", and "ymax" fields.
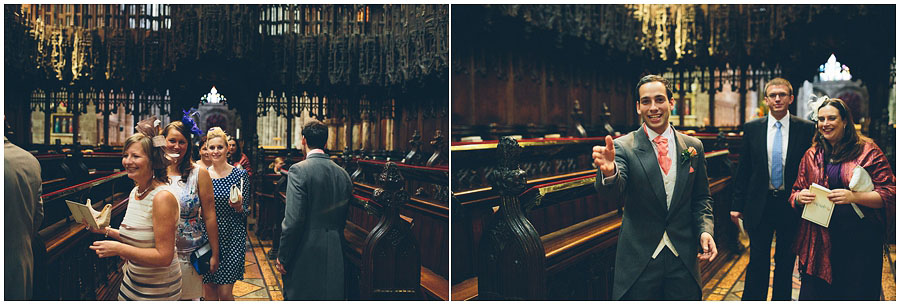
[{"xmin": 790, "ymin": 98, "xmax": 895, "ymax": 300}]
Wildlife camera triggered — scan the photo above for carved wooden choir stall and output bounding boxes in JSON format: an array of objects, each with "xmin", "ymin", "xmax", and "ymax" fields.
[
  {"xmin": 451, "ymin": 134, "xmax": 738, "ymax": 300},
  {"xmin": 8, "ymin": 4, "xmax": 449, "ymax": 301}
]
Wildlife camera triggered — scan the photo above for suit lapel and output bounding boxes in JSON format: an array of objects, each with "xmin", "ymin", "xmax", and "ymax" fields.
[
  {"xmin": 786, "ymin": 115, "xmax": 801, "ymax": 167},
  {"xmin": 668, "ymin": 130, "xmax": 690, "ymax": 218},
  {"xmin": 634, "ymin": 127, "xmax": 668, "ymax": 211},
  {"xmin": 756, "ymin": 119, "xmax": 768, "ymax": 169}
]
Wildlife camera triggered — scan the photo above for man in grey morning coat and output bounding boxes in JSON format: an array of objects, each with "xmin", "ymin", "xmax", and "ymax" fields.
[
  {"xmin": 5, "ymin": 137, "xmax": 44, "ymax": 300},
  {"xmin": 275, "ymin": 120, "xmax": 353, "ymax": 300},
  {"xmin": 592, "ymin": 75, "xmax": 716, "ymax": 300}
]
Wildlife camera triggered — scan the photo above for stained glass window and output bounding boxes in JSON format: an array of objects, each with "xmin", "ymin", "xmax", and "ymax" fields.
[
  {"xmin": 201, "ymin": 86, "xmax": 227, "ymax": 104},
  {"xmin": 819, "ymin": 54, "xmax": 852, "ymax": 82}
]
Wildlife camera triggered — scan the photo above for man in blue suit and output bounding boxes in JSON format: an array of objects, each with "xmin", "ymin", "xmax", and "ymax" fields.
[{"xmin": 730, "ymin": 78, "xmax": 816, "ymax": 300}]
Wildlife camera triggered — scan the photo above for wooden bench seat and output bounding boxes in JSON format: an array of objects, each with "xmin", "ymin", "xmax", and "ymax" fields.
[{"xmin": 451, "ymin": 210, "xmax": 621, "ymax": 300}]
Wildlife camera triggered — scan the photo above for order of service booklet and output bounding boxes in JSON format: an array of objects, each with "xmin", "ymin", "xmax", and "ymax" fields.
[
  {"xmin": 801, "ymin": 183, "xmax": 834, "ymax": 228},
  {"xmin": 65, "ymin": 199, "xmax": 112, "ymax": 230}
]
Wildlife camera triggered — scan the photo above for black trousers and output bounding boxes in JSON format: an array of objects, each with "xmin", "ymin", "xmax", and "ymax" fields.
[
  {"xmin": 621, "ymin": 247, "xmax": 701, "ymax": 300},
  {"xmin": 271, "ymin": 198, "xmax": 286, "ymax": 251},
  {"xmin": 743, "ymin": 192, "xmax": 798, "ymax": 301}
]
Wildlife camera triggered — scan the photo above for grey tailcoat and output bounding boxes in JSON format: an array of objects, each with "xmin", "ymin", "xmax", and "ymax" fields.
[
  {"xmin": 594, "ymin": 127, "xmax": 715, "ymax": 300},
  {"xmin": 4, "ymin": 138, "xmax": 43, "ymax": 300},
  {"xmin": 278, "ymin": 153, "xmax": 353, "ymax": 300}
]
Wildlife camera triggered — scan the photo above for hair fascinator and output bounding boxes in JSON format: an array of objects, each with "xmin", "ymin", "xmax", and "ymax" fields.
[
  {"xmin": 135, "ymin": 116, "xmax": 167, "ymax": 147},
  {"xmin": 807, "ymin": 95, "xmax": 829, "ymax": 122},
  {"xmin": 182, "ymin": 108, "xmax": 203, "ymax": 136}
]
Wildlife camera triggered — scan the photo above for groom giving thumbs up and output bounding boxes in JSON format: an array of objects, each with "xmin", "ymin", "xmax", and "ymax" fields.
[{"xmin": 592, "ymin": 74, "xmax": 716, "ymax": 301}]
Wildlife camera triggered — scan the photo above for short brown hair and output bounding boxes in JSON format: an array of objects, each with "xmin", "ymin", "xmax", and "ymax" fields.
[
  {"xmin": 635, "ymin": 74, "xmax": 674, "ymax": 101},
  {"xmin": 123, "ymin": 133, "xmax": 169, "ymax": 184},
  {"xmin": 764, "ymin": 78, "xmax": 793, "ymax": 96},
  {"xmin": 301, "ymin": 120, "xmax": 328, "ymax": 150}
]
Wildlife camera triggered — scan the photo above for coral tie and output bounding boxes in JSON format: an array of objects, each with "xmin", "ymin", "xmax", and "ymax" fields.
[{"xmin": 653, "ymin": 135, "xmax": 671, "ymax": 176}]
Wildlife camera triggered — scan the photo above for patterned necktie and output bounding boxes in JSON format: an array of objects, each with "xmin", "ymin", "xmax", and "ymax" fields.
[
  {"xmin": 653, "ymin": 135, "xmax": 671, "ymax": 176},
  {"xmin": 772, "ymin": 121, "xmax": 784, "ymax": 189}
]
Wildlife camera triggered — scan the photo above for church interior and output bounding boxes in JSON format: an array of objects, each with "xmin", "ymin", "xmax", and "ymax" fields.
[
  {"xmin": 5, "ymin": 4, "xmax": 448, "ymax": 301},
  {"xmin": 451, "ymin": 4, "xmax": 895, "ymax": 301},
  {"xmin": 4, "ymin": 3, "xmax": 898, "ymax": 302}
]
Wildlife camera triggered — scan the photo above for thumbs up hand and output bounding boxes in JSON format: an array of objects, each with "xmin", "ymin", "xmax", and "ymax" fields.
[{"xmin": 592, "ymin": 135, "xmax": 616, "ymax": 177}]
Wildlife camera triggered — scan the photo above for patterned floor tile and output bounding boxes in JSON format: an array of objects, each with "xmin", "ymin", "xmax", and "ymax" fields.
[
  {"xmin": 269, "ymin": 290, "xmax": 283, "ymax": 301},
  {"xmin": 723, "ymin": 292, "xmax": 740, "ymax": 301},
  {"xmin": 703, "ymin": 239, "xmax": 896, "ymax": 301},
  {"xmin": 244, "ymin": 262, "xmax": 262, "ymax": 278},
  {"xmin": 232, "ymin": 280, "xmax": 263, "ymax": 297}
]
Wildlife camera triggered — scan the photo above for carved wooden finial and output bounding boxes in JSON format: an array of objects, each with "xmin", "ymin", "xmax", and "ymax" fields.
[
  {"xmin": 486, "ymin": 136, "xmax": 526, "ymax": 196},
  {"xmin": 478, "ymin": 136, "xmax": 545, "ymax": 300},
  {"xmin": 426, "ymin": 129, "xmax": 446, "ymax": 167},
  {"xmin": 373, "ymin": 162, "xmax": 408, "ymax": 207},
  {"xmin": 402, "ymin": 130, "xmax": 422, "ymax": 165}
]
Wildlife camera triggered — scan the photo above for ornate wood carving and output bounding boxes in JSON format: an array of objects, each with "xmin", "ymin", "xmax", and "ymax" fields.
[
  {"xmin": 361, "ymin": 162, "xmax": 422, "ymax": 300},
  {"xmin": 425, "ymin": 129, "xmax": 445, "ymax": 167},
  {"xmin": 401, "ymin": 130, "xmax": 422, "ymax": 165},
  {"xmin": 476, "ymin": 137, "xmax": 545, "ymax": 300}
]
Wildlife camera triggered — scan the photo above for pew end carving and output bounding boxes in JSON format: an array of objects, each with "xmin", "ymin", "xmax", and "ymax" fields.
[
  {"xmin": 477, "ymin": 137, "xmax": 546, "ymax": 300},
  {"xmin": 361, "ymin": 162, "xmax": 422, "ymax": 300}
]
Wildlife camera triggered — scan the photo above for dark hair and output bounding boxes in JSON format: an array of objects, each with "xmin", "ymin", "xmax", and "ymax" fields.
[
  {"xmin": 301, "ymin": 120, "xmax": 328, "ymax": 150},
  {"xmin": 163, "ymin": 121, "xmax": 194, "ymax": 183},
  {"xmin": 813, "ymin": 98, "xmax": 870, "ymax": 163},
  {"xmin": 764, "ymin": 77, "xmax": 793, "ymax": 96},
  {"xmin": 123, "ymin": 133, "xmax": 169, "ymax": 184},
  {"xmin": 228, "ymin": 138, "xmax": 242, "ymax": 164},
  {"xmin": 197, "ymin": 135, "xmax": 209, "ymax": 161},
  {"xmin": 635, "ymin": 74, "xmax": 674, "ymax": 101}
]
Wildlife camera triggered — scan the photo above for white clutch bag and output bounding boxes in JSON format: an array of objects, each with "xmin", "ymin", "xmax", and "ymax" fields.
[
  {"xmin": 229, "ymin": 184, "xmax": 240, "ymax": 204},
  {"xmin": 847, "ymin": 165, "xmax": 874, "ymax": 218}
]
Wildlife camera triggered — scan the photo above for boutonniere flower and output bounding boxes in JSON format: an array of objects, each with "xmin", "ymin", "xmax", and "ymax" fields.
[{"xmin": 681, "ymin": 147, "xmax": 698, "ymax": 164}]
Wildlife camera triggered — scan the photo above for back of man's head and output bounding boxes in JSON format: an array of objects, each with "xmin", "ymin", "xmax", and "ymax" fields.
[{"xmin": 301, "ymin": 120, "xmax": 328, "ymax": 150}]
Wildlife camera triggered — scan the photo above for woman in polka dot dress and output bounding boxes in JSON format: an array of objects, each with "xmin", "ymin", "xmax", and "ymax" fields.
[{"xmin": 202, "ymin": 127, "xmax": 251, "ymax": 301}]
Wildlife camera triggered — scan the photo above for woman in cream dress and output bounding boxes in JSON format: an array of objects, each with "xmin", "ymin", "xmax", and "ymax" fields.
[{"xmin": 86, "ymin": 119, "xmax": 182, "ymax": 300}]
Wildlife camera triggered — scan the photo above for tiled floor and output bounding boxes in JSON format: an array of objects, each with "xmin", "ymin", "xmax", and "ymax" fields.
[
  {"xmin": 703, "ymin": 235, "xmax": 896, "ymax": 301},
  {"xmin": 231, "ymin": 234, "xmax": 284, "ymax": 301},
  {"xmin": 234, "ymin": 224, "xmax": 896, "ymax": 301}
]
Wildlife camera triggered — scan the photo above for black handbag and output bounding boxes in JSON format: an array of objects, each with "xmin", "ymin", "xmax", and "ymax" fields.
[{"xmin": 190, "ymin": 243, "xmax": 212, "ymax": 275}]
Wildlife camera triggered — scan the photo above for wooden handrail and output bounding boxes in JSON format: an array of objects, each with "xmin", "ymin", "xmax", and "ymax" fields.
[
  {"xmin": 357, "ymin": 159, "xmax": 449, "ymax": 171},
  {"xmin": 41, "ymin": 171, "xmax": 127, "ymax": 202}
]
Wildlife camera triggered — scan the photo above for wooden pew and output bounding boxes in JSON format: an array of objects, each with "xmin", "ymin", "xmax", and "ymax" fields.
[
  {"xmin": 344, "ymin": 159, "xmax": 449, "ymax": 300},
  {"xmin": 35, "ymin": 172, "xmax": 131, "ymax": 300},
  {"xmin": 28, "ymin": 151, "xmax": 135, "ymax": 300},
  {"xmin": 451, "ymin": 135, "xmax": 738, "ymax": 300}
]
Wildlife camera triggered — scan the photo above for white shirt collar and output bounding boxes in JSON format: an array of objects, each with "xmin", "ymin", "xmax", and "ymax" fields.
[
  {"xmin": 645, "ymin": 123, "xmax": 674, "ymax": 141},
  {"xmin": 306, "ymin": 149, "xmax": 325, "ymax": 157},
  {"xmin": 767, "ymin": 112, "xmax": 790, "ymax": 129}
]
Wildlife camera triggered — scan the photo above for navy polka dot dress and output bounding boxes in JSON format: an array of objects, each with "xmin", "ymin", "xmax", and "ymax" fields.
[{"xmin": 203, "ymin": 167, "xmax": 250, "ymax": 285}]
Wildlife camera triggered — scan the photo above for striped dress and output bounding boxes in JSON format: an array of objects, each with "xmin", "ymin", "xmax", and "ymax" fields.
[{"xmin": 117, "ymin": 185, "xmax": 183, "ymax": 301}]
